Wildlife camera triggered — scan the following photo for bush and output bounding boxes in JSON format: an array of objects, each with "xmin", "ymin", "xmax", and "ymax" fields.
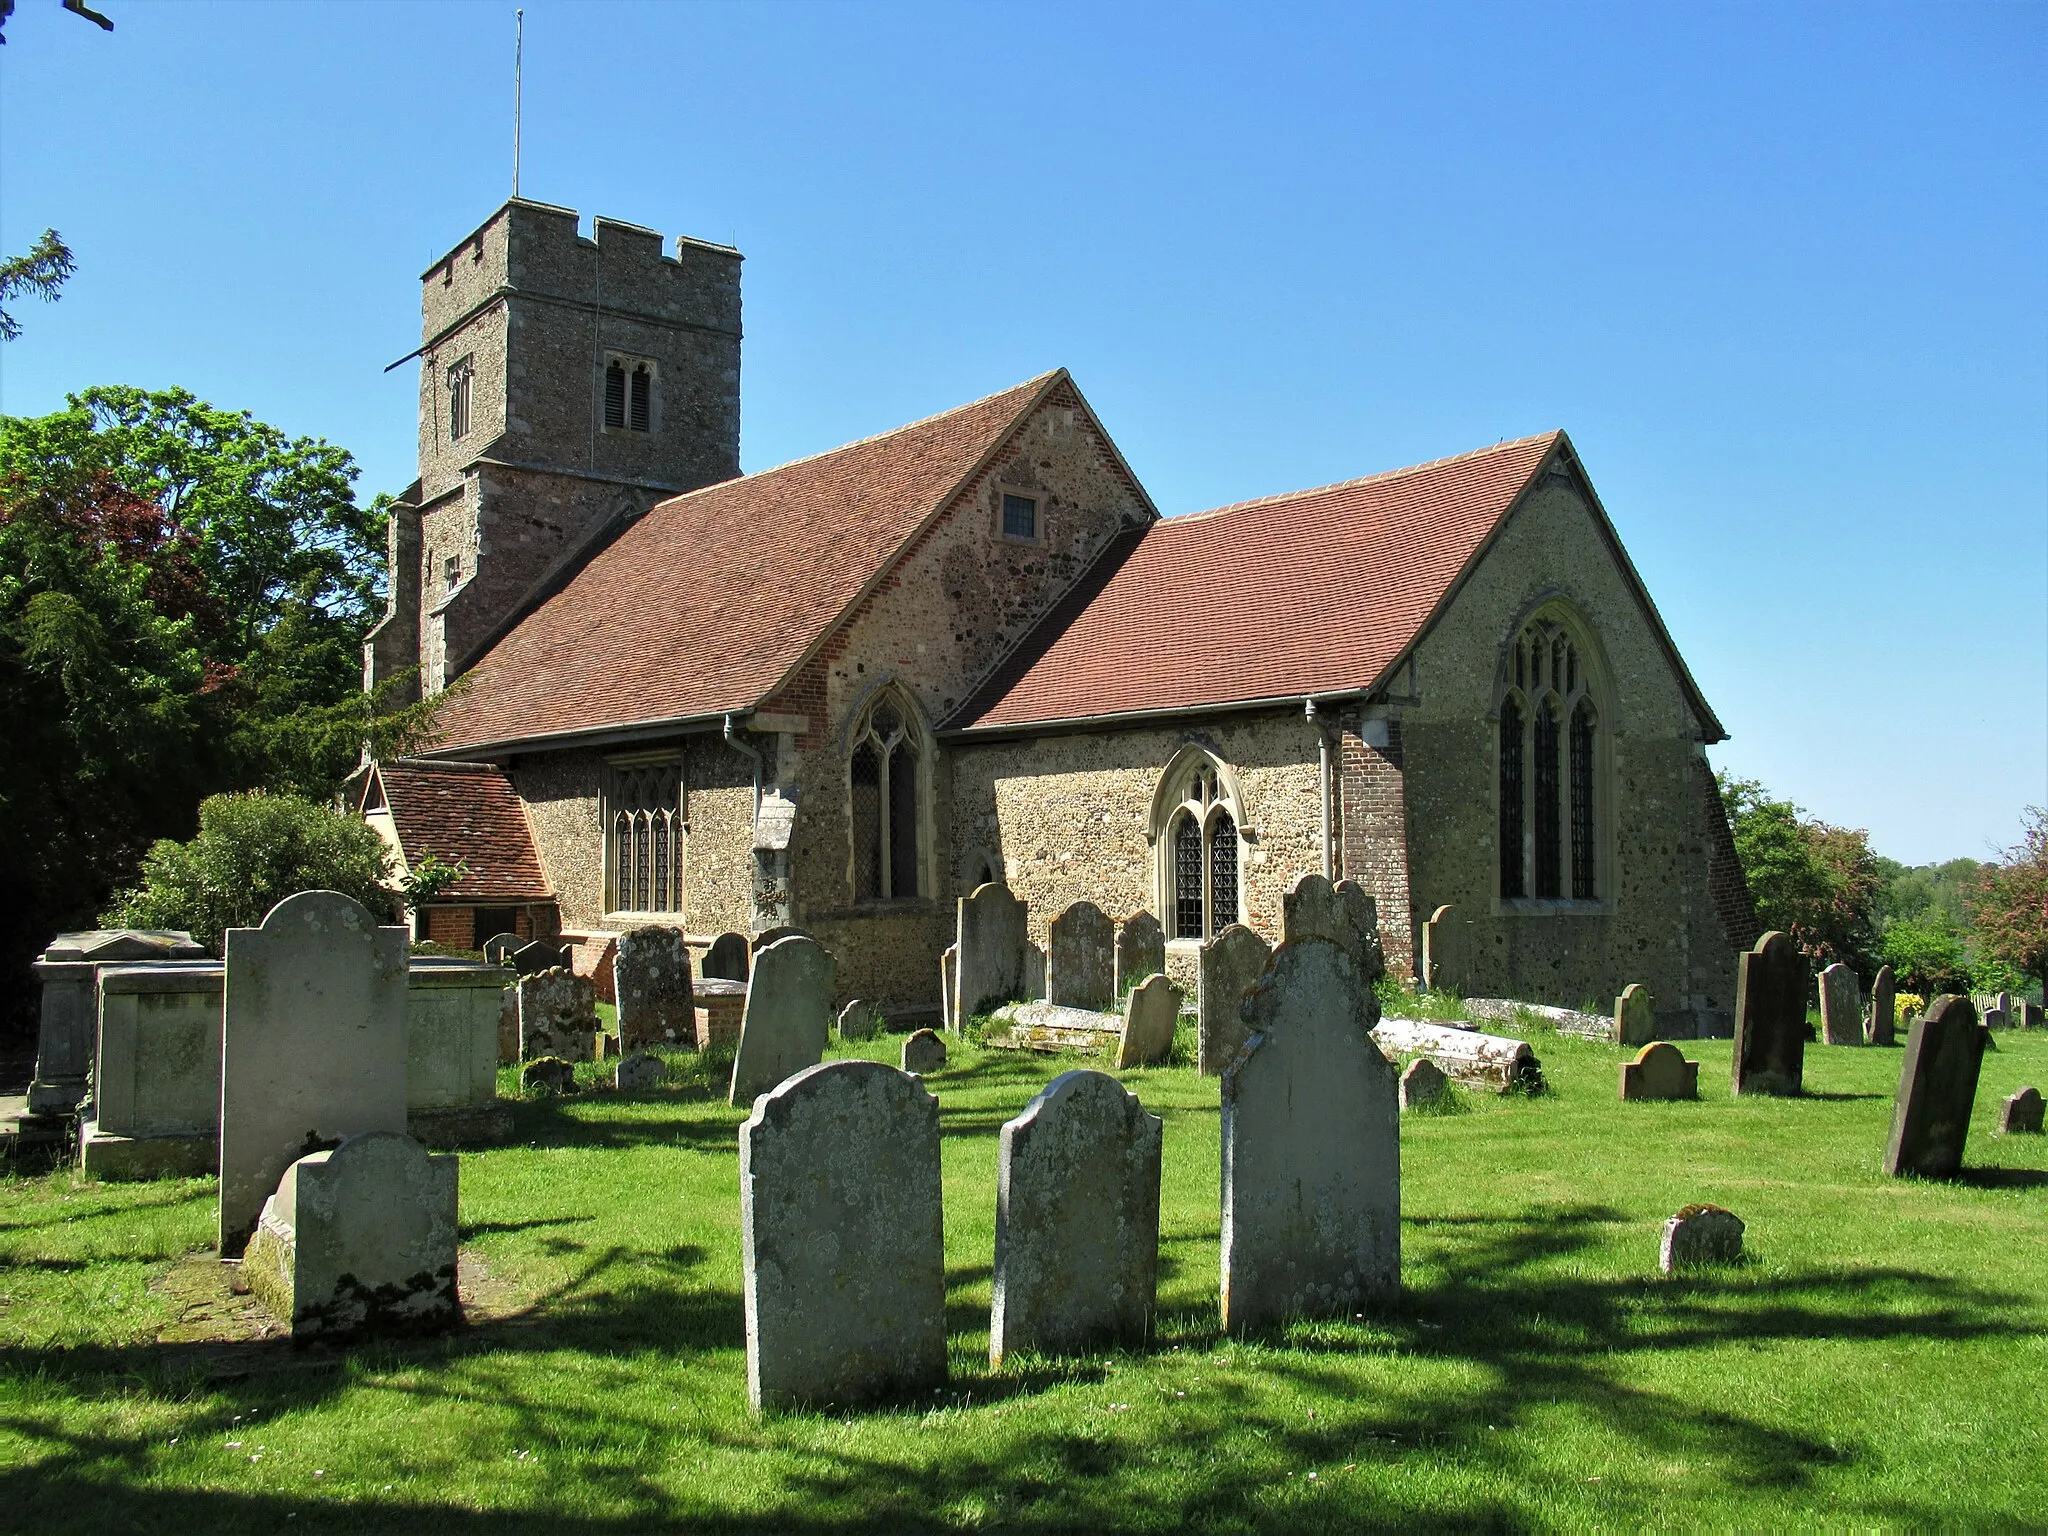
[{"xmin": 102, "ymin": 790, "xmax": 398, "ymax": 951}]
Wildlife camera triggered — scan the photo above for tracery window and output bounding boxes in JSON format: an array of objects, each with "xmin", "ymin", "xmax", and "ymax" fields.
[
  {"xmin": 447, "ymin": 356, "xmax": 474, "ymax": 441},
  {"xmin": 849, "ymin": 689, "xmax": 927, "ymax": 902},
  {"xmin": 605, "ymin": 754, "xmax": 684, "ymax": 913},
  {"xmin": 1497, "ymin": 612, "xmax": 1603, "ymax": 904},
  {"xmin": 1156, "ymin": 753, "xmax": 1243, "ymax": 941},
  {"xmin": 603, "ymin": 354, "xmax": 655, "ymax": 434}
]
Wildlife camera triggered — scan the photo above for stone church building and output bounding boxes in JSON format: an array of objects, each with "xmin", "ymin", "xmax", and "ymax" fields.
[{"xmin": 361, "ymin": 199, "xmax": 1757, "ymax": 1034}]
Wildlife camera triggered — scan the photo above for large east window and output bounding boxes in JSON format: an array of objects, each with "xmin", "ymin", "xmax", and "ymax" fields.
[
  {"xmin": 1497, "ymin": 612, "xmax": 1603, "ymax": 903},
  {"xmin": 605, "ymin": 753, "xmax": 684, "ymax": 914},
  {"xmin": 1154, "ymin": 750, "xmax": 1242, "ymax": 941},
  {"xmin": 848, "ymin": 688, "xmax": 929, "ymax": 902}
]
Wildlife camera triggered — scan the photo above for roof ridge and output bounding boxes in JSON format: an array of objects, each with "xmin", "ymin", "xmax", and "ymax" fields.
[{"xmin": 1166, "ymin": 430, "xmax": 1561, "ymax": 527}]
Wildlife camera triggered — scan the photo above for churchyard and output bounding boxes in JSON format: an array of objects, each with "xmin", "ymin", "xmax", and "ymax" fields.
[{"xmin": 2, "ymin": 970, "xmax": 2044, "ymax": 1529}]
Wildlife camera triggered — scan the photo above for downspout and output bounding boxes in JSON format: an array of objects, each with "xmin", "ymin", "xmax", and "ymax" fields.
[
  {"xmin": 724, "ymin": 714, "xmax": 763, "ymax": 821},
  {"xmin": 1307, "ymin": 698, "xmax": 1333, "ymax": 880}
]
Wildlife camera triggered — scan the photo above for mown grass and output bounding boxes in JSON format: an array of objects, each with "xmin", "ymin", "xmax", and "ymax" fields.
[{"xmin": 1, "ymin": 1025, "xmax": 2044, "ymax": 1531}]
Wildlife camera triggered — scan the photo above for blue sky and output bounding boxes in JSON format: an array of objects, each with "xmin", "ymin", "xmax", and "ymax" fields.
[{"xmin": 2, "ymin": 1, "xmax": 2041, "ymax": 866}]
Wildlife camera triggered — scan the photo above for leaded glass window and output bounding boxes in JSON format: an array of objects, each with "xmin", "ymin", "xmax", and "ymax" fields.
[
  {"xmin": 1209, "ymin": 808, "xmax": 1239, "ymax": 932},
  {"xmin": 1158, "ymin": 751, "xmax": 1243, "ymax": 942},
  {"xmin": 1499, "ymin": 694, "xmax": 1525, "ymax": 899},
  {"xmin": 606, "ymin": 756, "xmax": 684, "ymax": 913},
  {"xmin": 848, "ymin": 691, "xmax": 925, "ymax": 902},
  {"xmin": 1498, "ymin": 614, "xmax": 1602, "ymax": 903},
  {"xmin": 1174, "ymin": 813, "xmax": 1204, "ymax": 939},
  {"xmin": 1533, "ymin": 700, "xmax": 1562, "ymax": 899},
  {"xmin": 1570, "ymin": 701, "xmax": 1597, "ymax": 899}
]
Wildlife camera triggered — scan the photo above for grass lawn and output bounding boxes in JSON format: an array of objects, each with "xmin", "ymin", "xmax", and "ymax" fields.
[{"xmin": 2, "ymin": 1021, "xmax": 2044, "ymax": 1531}]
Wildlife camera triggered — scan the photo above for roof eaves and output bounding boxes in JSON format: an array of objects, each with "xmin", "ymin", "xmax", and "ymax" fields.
[
  {"xmin": 942, "ymin": 686, "xmax": 1369, "ymax": 741},
  {"xmin": 418, "ymin": 707, "xmax": 736, "ymax": 762}
]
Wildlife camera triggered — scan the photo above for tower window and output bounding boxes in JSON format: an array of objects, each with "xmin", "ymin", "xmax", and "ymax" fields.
[
  {"xmin": 603, "ymin": 353, "xmax": 657, "ymax": 435},
  {"xmin": 447, "ymin": 356, "xmax": 474, "ymax": 441},
  {"xmin": 1001, "ymin": 493, "xmax": 1038, "ymax": 541}
]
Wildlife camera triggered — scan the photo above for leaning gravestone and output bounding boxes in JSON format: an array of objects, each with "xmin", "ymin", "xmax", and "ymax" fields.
[
  {"xmin": 1615, "ymin": 983, "xmax": 1656, "ymax": 1046},
  {"xmin": 1818, "ymin": 962, "xmax": 1862, "ymax": 1046},
  {"xmin": 901, "ymin": 1028, "xmax": 947, "ymax": 1075},
  {"xmin": 219, "ymin": 891, "xmax": 409, "ymax": 1256},
  {"xmin": 1883, "ymin": 995, "xmax": 1987, "ymax": 1179},
  {"xmin": 1659, "ymin": 1205, "xmax": 1744, "ymax": 1272},
  {"xmin": 836, "ymin": 999, "xmax": 882, "ymax": 1042},
  {"xmin": 1048, "ymin": 901, "xmax": 1116, "ymax": 1012},
  {"xmin": 1732, "ymin": 931, "xmax": 1809, "ymax": 1097},
  {"xmin": 1222, "ymin": 939, "xmax": 1399, "ymax": 1334},
  {"xmin": 1866, "ymin": 963, "xmax": 1897, "ymax": 1047},
  {"xmin": 1115, "ymin": 974, "xmax": 1182, "ymax": 1069},
  {"xmin": 615, "ymin": 926, "xmax": 694, "ymax": 1050},
  {"xmin": 728, "ymin": 935, "xmax": 835, "ymax": 1106},
  {"xmin": 703, "ymin": 932, "xmax": 751, "ymax": 983},
  {"xmin": 242, "ymin": 1129, "xmax": 458, "ymax": 1338},
  {"xmin": 615, "ymin": 1051, "xmax": 665, "ymax": 1091},
  {"xmin": 1399, "ymin": 1056, "xmax": 1447, "ymax": 1111},
  {"xmin": 991, "ymin": 1070, "xmax": 1161, "ymax": 1366},
  {"xmin": 2000, "ymin": 1086, "xmax": 2043, "ymax": 1135},
  {"xmin": 954, "ymin": 882, "xmax": 1028, "ymax": 1024},
  {"xmin": 1199, "ymin": 924, "xmax": 1271, "ymax": 1076},
  {"xmin": 1620, "ymin": 1041, "xmax": 1699, "ymax": 1102},
  {"xmin": 740, "ymin": 1060, "xmax": 946, "ymax": 1412},
  {"xmin": 518, "ymin": 968, "xmax": 599, "ymax": 1062},
  {"xmin": 1114, "ymin": 911, "xmax": 1167, "ymax": 997}
]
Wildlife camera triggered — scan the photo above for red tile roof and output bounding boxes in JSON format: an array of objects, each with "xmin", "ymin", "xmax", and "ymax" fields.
[
  {"xmin": 370, "ymin": 760, "xmax": 552, "ymax": 901},
  {"xmin": 949, "ymin": 433, "xmax": 1565, "ymax": 729},
  {"xmin": 429, "ymin": 372, "xmax": 1064, "ymax": 754}
]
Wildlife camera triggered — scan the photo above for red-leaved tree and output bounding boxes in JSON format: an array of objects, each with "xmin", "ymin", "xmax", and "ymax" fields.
[{"xmin": 1969, "ymin": 808, "xmax": 2048, "ymax": 996}]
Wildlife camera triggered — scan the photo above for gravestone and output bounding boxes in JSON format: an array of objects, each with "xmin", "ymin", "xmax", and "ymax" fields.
[
  {"xmin": 1615, "ymin": 983, "xmax": 1656, "ymax": 1046},
  {"xmin": 219, "ymin": 891, "xmax": 410, "ymax": 1256},
  {"xmin": 242, "ymin": 1130, "xmax": 458, "ymax": 1338},
  {"xmin": 1114, "ymin": 911, "xmax": 1167, "ymax": 997},
  {"xmin": 1115, "ymin": 974, "xmax": 1182, "ymax": 1069},
  {"xmin": 728, "ymin": 935, "xmax": 835, "ymax": 1105},
  {"xmin": 1995, "ymin": 990, "xmax": 2014, "ymax": 1018},
  {"xmin": 1221, "ymin": 939, "xmax": 1399, "ymax": 1334},
  {"xmin": 836, "ymin": 999, "xmax": 882, "ymax": 1042},
  {"xmin": 1399, "ymin": 1056, "xmax": 1447, "ymax": 1111},
  {"xmin": 955, "ymin": 883, "xmax": 1028, "ymax": 1023},
  {"xmin": 1999, "ymin": 1086, "xmax": 2043, "ymax": 1135},
  {"xmin": 740, "ymin": 1060, "xmax": 946, "ymax": 1411},
  {"xmin": 1983, "ymin": 1005, "xmax": 2009, "ymax": 1032},
  {"xmin": 901, "ymin": 1028, "xmax": 947, "ymax": 1075},
  {"xmin": 615, "ymin": 926, "xmax": 694, "ymax": 1050},
  {"xmin": 82, "ymin": 962, "xmax": 224, "ymax": 1179},
  {"xmin": 1421, "ymin": 905, "xmax": 1464, "ymax": 994},
  {"xmin": 497, "ymin": 985, "xmax": 520, "ymax": 1064},
  {"xmin": 480, "ymin": 934, "xmax": 521, "ymax": 966},
  {"xmin": 1282, "ymin": 874, "xmax": 1384, "ymax": 992},
  {"xmin": 991, "ymin": 1070, "xmax": 1162, "ymax": 1366},
  {"xmin": 1024, "ymin": 939, "xmax": 1047, "ymax": 1003},
  {"xmin": 1732, "ymin": 931, "xmax": 1808, "ymax": 1097},
  {"xmin": 1659, "ymin": 1205, "xmax": 1744, "ymax": 1272},
  {"xmin": 1620, "ymin": 1041, "xmax": 1700, "ymax": 1102},
  {"xmin": 518, "ymin": 968, "xmax": 599, "ymax": 1062},
  {"xmin": 2021, "ymin": 1002, "xmax": 2044, "ymax": 1030},
  {"xmin": 1198, "ymin": 924, "xmax": 1272, "ymax": 1076},
  {"xmin": 1334, "ymin": 880, "xmax": 1386, "ymax": 985},
  {"xmin": 752, "ymin": 925, "xmax": 805, "ymax": 952},
  {"xmin": 1883, "ymin": 995, "xmax": 1988, "ymax": 1179},
  {"xmin": 1817, "ymin": 963, "xmax": 1862, "ymax": 1046},
  {"xmin": 703, "ymin": 932, "xmax": 751, "ymax": 982},
  {"xmin": 615, "ymin": 1051, "xmax": 664, "ymax": 1091},
  {"xmin": 406, "ymin": 960, "xmax": 516, "ymax": 1148},
  {"xmin": 521, "ymin": 1056, "xmax": 575, "ymax": 1094},
  {"xmin": 30, "ymin": 929, "xmax": 206, "ymax": 1115},
  {"xmin": 939, "ymin": 945, "xmax": 958, "ymax": 1030},
  {"xmin": 508, "ymin": 938, "xmax": 569, "ymax": 976},
  {"xmin": 1048, "ymin": 901, "xmax": 1116, "ymax": 1012},
  {"xmin": 1866, "ymin": 963, "xmax": 1897, "ymax": 1047}
]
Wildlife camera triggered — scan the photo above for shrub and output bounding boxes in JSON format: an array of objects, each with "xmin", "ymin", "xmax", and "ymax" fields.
[{"xmin": 102, "ymin": 789, "xmax": 398, "ymax": 951}]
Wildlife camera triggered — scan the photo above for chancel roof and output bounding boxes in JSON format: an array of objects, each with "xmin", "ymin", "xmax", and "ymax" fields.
[{"xmin": 367, "ymin": 759, "xmax": 552, "ymax": 900}]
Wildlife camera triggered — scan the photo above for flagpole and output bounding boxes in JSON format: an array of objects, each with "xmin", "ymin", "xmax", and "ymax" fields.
[{"xmin": 513, "ymin": 9, "xmax": 525, "ymax": 199}]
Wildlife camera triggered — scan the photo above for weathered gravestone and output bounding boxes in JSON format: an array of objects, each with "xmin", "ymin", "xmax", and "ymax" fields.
[
  {"xmin": 740, "ymin": 1060, "xmax": 946, "ymax": 1411},
  {"xmin": 521, "ymin": 1056, "xmax": 575, "ymax": 1094},
  {"xmin": 1883, "ymin": 996, "xmax": 1987, "ymax": 1178},
  {"xmin": 954, "ymin": 882, "xmax": 1028, "ymax": 1024},
  {"xmin": 406, "ymin": 959, "xmax": 516, "ymax": 1149},
  {"xmin": 1199, "ymin": 924, "xmax": 1271, "ymax": 1076},
  {"xmin": 1620, "ymin": 1041, "xmax": 1699, "ymax": 1102},
  {"xmin": 480, "ymin": 934, "xmax": 520, "ymax": 966},
  {"xmin": 939, "ymin": 945, "xmax": 958, "ymax": 1030},
  {"xmin": 1282, "ymin": 874, "xmax": 1384, "ymax": 993},
  {"xmin": 2021, "ymin": 1002, "xmax": 2044, "ymax": 1031},
  {"xmin": 1399, "ymin": 1056, "xmax": 1447, "ymax": 1111},
  {"xmin": 1615, "ymin": 983, "xmax": 1656, "ymax": 1046},
  {"xmin": 509, "ymin": 938, "xmax": 569, "ymax": 975},
  {"xmin": 1818, "ymin": 963, "xmax": 1862, "ymax": 1046},
  {"xmin": 1024, "ymin": 939, "xmax": 1047, "ymax": 1003},
  {"xmin": 836, "ymin": 999, "xmax": 882, "ymax": 1042},
  {"xmin": 752, "ymin": 925, "xmax": 806, "ymax": 952},
  {"xmin": 1221, "ymin": 940, "xmax": 1399, "ymax": 1334},
  {"xmin": 1732, "ymin": 931, "xmax": 1808, "ymax": 1097},
  {"xmin": 615, "ymin": 1051, "xmax": 665, "ymax": 1091},
  {"xmin": 242, "ymin": 1130, "xmax": 458, "ymax": 1338},
  {"xmin": 901, "ymin": 1028, "xmax": 948, "ymax": 1075},
  {"xmin": 615, "ymin": 926, "xmax": 695, "ymax": 1050},
  {"xmin": 30, "ymin": 929, "xmax": 206, "ymax": 1116},
  {"xmin": 1114, "ymin": 911, "xmax": 1167, "ymax": 997},
  {"xmin": 991, "ymin": 1070, "xmax": 1162, "ymax": 1366},
  {"xmin": 1116, "ymin": 974, "xmax": 1182, "ymax": 1069},
  {"xmin": 219, "ymin": 891, "xmax": 409, "ymax": 1256},
  {"xmin": 1421, "ymin": 905, "xmax": 1464, "ymax": 994},
  {"xmin": 728, "ymin": 935, "xmax": 834, "ymax": 1106},
  {"xmin": 82, "ymin": 962, "xmax": 223, "ymax": 1179},
  {"xmin": 703, "ymin": 932, "xmax": 751, "ymax": 982},
  {"xmin": 1996, "ymin": 990, "xmax": 2014, "ymax": 1018},
  {"xmin": 518, "ymin": 968, "xmax": 599, "ymax": 1062},
  {"xmin": 1048, "ymin": 902, "xmax": 1116, "ymax": 1011},
  {"xmin": 1983, "ymin": 1005, "xmax": 2009, "ymax": 1032},
  {"xmin": 1659, "ymin": 1205, "xmax": 1744, "ymax": 1272},
  {"xmin": 1866, "ymin": 963, "xmax": 1897, "ymax": 1047},
  {"xmin": 2000, "ymin": 1086, "xmax": 2043, "ymax": 1135}
]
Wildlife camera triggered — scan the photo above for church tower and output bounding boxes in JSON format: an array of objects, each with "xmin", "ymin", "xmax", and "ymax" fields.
[{"xmin": 366, "ymin": 200, "xmax": 742, "ymax": 701}]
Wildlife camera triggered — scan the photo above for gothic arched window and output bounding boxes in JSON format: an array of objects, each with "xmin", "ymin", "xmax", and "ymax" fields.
[
  {"xmin": 848, "ymin": 688, "xmax": 929, "ymax": 902},
  {"xmin": 605, "ymin": 753, "xmax": 684, "ymax": 914},
  {"xmin": 1497, "ymin": 611, "xmax": 1605, "ymax": 903},
  {"xmin": 1154, "ymin": 751, "xmax": 1244, "ymax": 940}
]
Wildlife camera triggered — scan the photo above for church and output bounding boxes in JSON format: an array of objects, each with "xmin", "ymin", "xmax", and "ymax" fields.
[{"xmin": 359, "ymin": 199, "xmax": 1758, "ymax": 1036}]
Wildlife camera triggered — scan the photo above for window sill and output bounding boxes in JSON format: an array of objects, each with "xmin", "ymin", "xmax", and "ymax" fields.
[
  {"xmin": 602, "ymin": 911, "xmax": 687, "ymax": 928},
  {"xmin": 1493, "ymin": 899, "xmax": 1612, "ymax": 918}
]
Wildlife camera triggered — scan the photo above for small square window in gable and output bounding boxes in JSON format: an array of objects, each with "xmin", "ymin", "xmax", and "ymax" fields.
[{"xmin": 999, "ymin": 491, "xmax": 1039, "ymax": 542}]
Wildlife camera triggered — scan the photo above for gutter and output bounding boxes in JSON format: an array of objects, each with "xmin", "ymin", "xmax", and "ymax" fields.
[
  {"xmin": 1308, "ymin": 698, "xmax": 1334, "ymax": 880},
  {"xmin": 940, "ymin": 687, "xmax": 1372, "ymax": 743}
]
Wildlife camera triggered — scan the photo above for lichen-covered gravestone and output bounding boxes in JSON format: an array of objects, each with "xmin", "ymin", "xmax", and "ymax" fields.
[
  {"xmin": 615, "ymin": 926, "xmax": 694, "ymax": 1050},
  {"xmin": 1660, "ymin": 1204, "xmax": 1744, "ymax": 1272},
  {"xmin": 991, "ymin": 1070, "xmax": 1161, "ymax": 1366},
  {"xmin": 740, "ymin": 1060, "xmax": 946, "ymax": 1412},
  {"xmin": 518, "ymin": 968, "xmax": 599, "ymax": 1062},
  {"xmin": 1614, "ymin": 983, "xmax": 1656, "ymax": 1046},
  {"xmin": 955, "ymin": 883, "xmax": 1028, "ymax": 1024},
  {"xmin": 1732, "ymin": 931, "xmax": 1809, "ymax": 1097},
  {"xmin": 521, "ymin": 1056, "xmax": 575, "ymax": 1094},
  {"xmin": 729, "ymin": 935, "xmax": 835, "ymax": 1106},
  {"xmin": 219, "ymin": 891, "xmax": 410, "ymax": 1257},
  {"xmin": 1620, "ymin": 1041, "xmax": 1699, "ymax": 1102},
  {"xmin": 615, "ymin": 1051, "xmax": 664, "ymax": 1091},
  {"xmin": 901, "ymin": 1028, "xmax": 947, "ymax": 1075},
  {"xmin": 1817, "ymin": 963, "xmax": 1862, "ymax": 1046},
  {"xmin": 1116, "ymin": 974, "xmax": 1182, "ymax": 1069},
  {"xmin": 1883, "ymin": 995, "xmax": 1987, "ymax": 1179},
  {"xmin": 1221, "ymin": 939, "xmax": 1399, "ymax": 1334},
  {"xmin": 1866, "ymin": 963, "xmax": 1897, "ymax": 1047},
  {"xmin": 1282, "ymin": 874, "xmax": 1384, "ymax": 995},
  {"xmin": 1421, "ymin": 905, "xmax": 1465, "ymax": 994},
  {"xmin": 242, "ymin": 1130, "xmax": 458, "ymax": 1338},
  {"xmin": 703, "ymin": 932, "xmax": 751, "ymax": 983},
  {"xmin": 2000, "ymin": 1086, "xmax": 2043, "ymax": 1135},
  {"xmin": 1399, "ymin": 1056, "xmax": 1447, "ymax": 1111},
  {"xmin": 1114, "ymin": 911, "xmax": 1166, "ymax": 997},
  {"xmin": 1048, "ymin": 901, "xmax": 1116, "ymax": 1012},
  {"xmin": 836, "ymin": 999, "xmax": 882, "ymax": 1042},
  {"xmin": 1199, "ymin": 924, "xmax": 1271, "ymax": 1076}
]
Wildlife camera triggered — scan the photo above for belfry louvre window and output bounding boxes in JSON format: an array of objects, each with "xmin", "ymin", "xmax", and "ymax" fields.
[
  {"xmin": 1497, "ymin": 614, "xmax": 1603, "ymax": 904},
  {"xmin": 603, "ymin": 355, "xmax": 655, "ymax": 433},
  {"xmin": 447, "ymin": 356, "xmax": 474, "ymax": 441},
  {"xmin": 605, "ymin": 756, "xmax": 683, "ymax": 913},
  {"xmin": 1158, "ymin": 754, "xmax": 1242, "ymax": 941},
  {"xmin": 849, "ymin": 691, "xmax": 926, "ymax": 902}
]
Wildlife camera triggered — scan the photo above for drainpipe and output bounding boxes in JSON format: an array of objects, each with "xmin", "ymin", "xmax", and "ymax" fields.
[
  {"xmin": 723, "ymin": 714, "xmax": 763, "ymax": 821},
  {"xmin": 1307, "ymin": 697, "xmax": 1333, "ymax": 880}
]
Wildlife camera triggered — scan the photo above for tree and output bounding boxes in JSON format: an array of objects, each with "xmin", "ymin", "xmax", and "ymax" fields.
[
  {"xmin": 0, "ymin": 230, "xmax": 75, "ymax": 341},
  {"xmin": 1877, "ymin": 911, "xmax": 1971, "ymax": 995},
  {"xmin": 1717, "ymin": 773, "xmax": 1880, "ymax": 973},
  {"xmin": 1969, "ymin": 808, "xmax": 2048, "ymax": 997}
]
